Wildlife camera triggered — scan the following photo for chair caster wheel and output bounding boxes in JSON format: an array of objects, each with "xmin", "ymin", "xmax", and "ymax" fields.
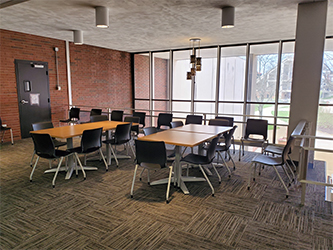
[
  {"xmin": 30, "ymin": 180, "xmax": 32, "ymax": 182},
  {"xmin": 228, "ymin": 175, "xmax": 231, "ymax": 178},
  {"xmin": 131, "ymin": 195, "xmax": 133, "ymax": 198},
  {"xmin": 30, "ymin": 165, "xmax": 32, "ymax": 168},
  {"xmin": 76, "ymin": 175, "xmax": 78, "ymax": 178},
  {"xmin": 233, "ymin": 167, "xmax": 236, "ymax": 170},
  {"xmin": 219, "ymin": 181, "xmax": 221, "ymax": 184},
  {"xmin": 147, "ymin": 182, "xmax": 150, "ymax": 185},
  {"xmin": 106, "ymin": 169, "xmax": 108, "ymax": 172},
  {"xmin": 212, "ymin": 194, "xmax": 214, "ymax": 197},
  {"xmin": 253, "ymin": 178, "xmax": 255, "ymax": 181},
  {"xmin": 116, "ymin": 165, "xmax": 119, "ymax": 168},
  {"xmin": 166, "ymin": 200, "xmax": 169, "ymax": 204},
  {"xmin": 247, "ymin": 186, "xmax": 250, "ymax": 190},
  {"xmin": 139, "ymin": 178, "xmax": 142, "ymax": 181},
  {"xmin": 53, "ymin": 185, "xmax": 55, "ymax": 188},
  {"xmin": 258, "ymin": 172, "xmax": 261, "ymax": 176},
  {"xmin": 286, "ymin": 195, "xmax": 288, "ymax": 198},
  {"xmin": 84, "ymin": 177, "xmax": 86, "ymax": 180}
]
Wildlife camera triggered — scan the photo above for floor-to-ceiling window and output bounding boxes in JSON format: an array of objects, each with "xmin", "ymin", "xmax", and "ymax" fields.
[{"xmin": 133, "ymin": 38, "xmax": 331, "ymax": 145}]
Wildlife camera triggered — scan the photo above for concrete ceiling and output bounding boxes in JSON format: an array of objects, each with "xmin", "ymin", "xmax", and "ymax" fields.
[{"xmin": 0, "ymin": 0, "xmax": 332, "ymax": 53}]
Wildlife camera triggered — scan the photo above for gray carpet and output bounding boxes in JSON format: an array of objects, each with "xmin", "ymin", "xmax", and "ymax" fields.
[{"xmin": 0, "ymin": 138, "xmax": 332, "ymax": 249}]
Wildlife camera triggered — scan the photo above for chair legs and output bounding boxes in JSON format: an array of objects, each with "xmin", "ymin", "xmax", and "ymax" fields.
[
  {"xmin": 30, "ymin": 156, "xmax": 40, "ymax": 181},
  {"xmin": 109, "ymin": 145, "xmax": 119, "ymax": 166},
  {"xmin": 1, "ymin": 129, "xmax": 13, "ymax": 145},
  {"xmin": 99, "ymin": 148, "xmax": 108, "ymax": 171},
  {"xmin": 52, "ymin": 157, "xmax": 64, "ymax": 188},
  {"xmin": 248, "ymin": 162, "xmax": 289, "ymax": 198},
  {"xmin": 73, "ymin": 153, "xmax": 87, "ymax": 179},
  {"xmin": 217, "ymin": 151, "xmax": 232, "ymax": 178},
  {"xmin": 30, "ymin": 150, "xmax": 36, "ymax": 167},
  {"xmin": 131, "ymin": 164, "xmax": 173, "ymax": 203},
  {"xmin": 198, "ymin": 164, "xmax": 215, "ymax": 196}
]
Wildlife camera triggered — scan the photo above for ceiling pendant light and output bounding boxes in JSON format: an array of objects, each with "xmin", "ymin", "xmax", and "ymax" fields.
[
  {"xmin": 186, "ymin": 38, "xmax": 201, "ymax": 80},
  {"xmin": 73, "ymin": 30, "xmax": 83, "ymax": 45},
  {"xmin": 95, "ymin": 6, "xmax": 109, "ymax": 28},
  {"xmin": 221, "ymin": 6, "xmax": 235, "ymax": 28}
]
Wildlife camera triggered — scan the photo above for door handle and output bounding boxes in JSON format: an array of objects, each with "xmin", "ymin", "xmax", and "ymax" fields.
[{"xmin": 20, "ymin": 100, "xmax": 29, "ymax": 104}]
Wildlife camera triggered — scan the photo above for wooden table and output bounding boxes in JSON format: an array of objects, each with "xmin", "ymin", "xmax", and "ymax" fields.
[
  {"xmin": 30, "ymin": 121, "xmax": 135, "ymax": 179},
  {"xmin": 138, "ymin": 125, "xmax": 232, "ymax": 194}
]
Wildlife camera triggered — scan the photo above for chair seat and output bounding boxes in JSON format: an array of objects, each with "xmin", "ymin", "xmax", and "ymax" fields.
[
  {"xmin": 265, "ymin": 145, "xmax": 283, "ymax": 155},
  {"xmin": 181, "ymin": 154, "xmax": 211, "ymax": 165},
  {"xmin": 67, "ymin": 146, "xmax": 100, "ymax": 154},
  {"xmin": 141, "ymin": 162, "xmax": 167, "ymax": 169},
  {"xmin": 0, "ymin": 126, "xmax": 11, "ymax": 131},
  {"xmin": 216, "ymin": 144, "xmax": 228, "ymax": 151},
  {"xmin": 53, "ymin": 139, "xmax": 67, "ymax": 148},
  {"xmin": 252, "ymin": 154, "xmax": 283, "ymax": 166},
  {"xmin": 38, "ymin": 149, "xmax": 71, "ymax": 159},
  {"xmin": 103, "ymin": 138, "xmax": 129, "ymax": 145}
]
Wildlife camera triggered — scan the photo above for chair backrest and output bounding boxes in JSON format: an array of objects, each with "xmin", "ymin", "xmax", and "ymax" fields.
[
  {"xmin": 215, "ymin": 116, "xmax": 234, "ymax": 126},
  {"xmin": 170, "ymin": 121, "xmax": 184, "ymax": 128},
  {"xmin": 111, "ymin": 110, "xmax": 124, "ymax": 121},
  {"xmin": 143, "ymin": 127, "xmax": 158, "ymax": 136},
  {"xmin": 133, "ymin": 111, "xmax": 146, "ymax": 127},
  {"xmin": 282, "ymin": 136, "xmax": 295, "ymax": 163},
  {"xmin": 224, "ymin": 125, "xmax": 238, "ymax": 149},
  {"xmin": 245, "ymin": 118, "xmax": 268, "ymax": 140},
  {"xmin": 208, "ymin": 119, "xmax": 229, "ymax": 126},
  {"xmin": 124, "ymin": 116, "xmax": 140, "ymax": 134},
  {"xmin": 135, "ymin": 140, "xmax": 167, "ymax": 168},
  {"xmin": 31, "ymin": 121, "xmax": 54, "ymax": 131},
  {"xmin": 69, "ymin": 107, "xmax": 80, "ymax": 120},
  {"xmin": 90, "ymin": 115, "xmax": 108, "ymax": 122},
  {"xmin": 90, "ymin": 108, "xmax": 102, "ymax": 116},
  {"xmin": 157, "ymin": 113, "xmax": 173, "ymax": 129},
  {"xmin": 114, "ymin": 123, "xmax": 131, "ymax": 144},
  {"xmin": 81, "ymin": 127, "xmax": 103, "ymax": 153},
  {"xmin": 185, "ymin": 115, "xmax": 203, "ymax": 125},
  {"xmin": 206, "ymin": 136, "xmax": 220, "ymax": 162},
  {"xmin": 124, "ymin": 116, "xmax": 140, "ymax": 124},
  {"xmin": 0, "ymin": 117, "xmax": 2, "ymax": 127},
  {"xmin": 31, "ymin": 133, "xmax": 56, "ymax": 159}
]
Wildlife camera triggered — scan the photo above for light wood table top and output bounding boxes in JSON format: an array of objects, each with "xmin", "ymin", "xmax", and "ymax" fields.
[
  {"xmin": 138, "ymin": 129, "xmax": 218, "ymax": 147},
  {"xmin": 30, "ymin": 121, "xmax": 136, "ymax": 139},
  {"xmin": 172, "ymin": 124, "xmax": 232, "ymax": 135}
]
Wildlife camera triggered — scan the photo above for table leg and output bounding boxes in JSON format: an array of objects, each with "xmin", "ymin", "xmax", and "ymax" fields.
[{"xmin": 65, "ymin": 138, "xmax": 75, "ymax": 179}]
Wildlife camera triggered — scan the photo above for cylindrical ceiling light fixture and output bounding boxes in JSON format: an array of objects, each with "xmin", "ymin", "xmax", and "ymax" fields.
[
  {"xmin": 221, "ymin": 6, "xmax": 235, "ymax": 28},
  {"xmin": 73, "ymin": 30, "xmax": 83, "ymax": 45},
  {"xmin": 95, "ymin": 6, "xmax": 109, "ymax": 28}
]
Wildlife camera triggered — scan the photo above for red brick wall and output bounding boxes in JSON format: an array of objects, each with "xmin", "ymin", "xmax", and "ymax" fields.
[
  {"xmin": 0, "ymin": 29, "xmax": 132, "ymax": 142},
  {"xmin": 134, "ymin": 54, "xmax": 150, "ymax": 99}
]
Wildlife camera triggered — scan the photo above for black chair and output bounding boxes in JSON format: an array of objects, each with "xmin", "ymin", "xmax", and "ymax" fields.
[
  {"xmin": 60, "ymin": 107, "xmax": 80, "ymax": 124},
  {"xmin": 67, "ymin": 127, "xmax": 108, "ymax": 171},
  {"xmin": 180, "ymin": 136, "xmax": 220, "ymax": 196},
  {"xmin": 30, "ymin": 133, "xmax": 78, "ymax": 187},
  {"xmin": 30, "ymin": 121, "xmax": 67, "ymax": 167},
  {"xmin": 214, "ymin": 125, "xmax": 237, "ymax": 178},
  {"xmin": 103, "ymin": 123, "xmax": 134, "ymax": 167},
  {"xmin": 215, "ymin": 116, "xmax": 234, "ymax": 126},
  {"xmin": 185, "ymin": 115, "xmax": 203, "ymax": 125},
  {"xmin": 239, "ymin": 118, "xmax": 268, "ymax": 161},
  {"xmin": 143, "ymin": 127, "xmax": 158, "ymax": 136},
  {"xmin": 90, "ymin": 115, "xmax": 108, "ymax": 122},
  {"xmin": 124, "ymin": 116, "xmax": 140, "ymax": 137},
  {"xmin": 209, "ymin": 118, "xmax": 236, "ymax": 155},
  {"xmin": 0, "ymin": 117, "xmax": 13, "ymax": 144},
  {"xmin": 248, "ymin": 136, "xmax": 296, "ymax": 198},
  {"xmin": 170, "ymin": 121, "xmax": 184, "ymax": 128},
  {"xmin": 156, "ymin": 113, "xmax": 173, "ymax": 131},
  {"xmin": 90, "ymin": 108, "xmax": 102, "ymax": 116},
  {"xmin": 133, "ymin": 111, "xmax": 146, "ymax": 129},
  {"xmin": 131, "ymin": 140, "xmax": 173, "ymax": 203},
  {"xmin": 111, "ymin": 110, "xmax": 124, "ymax": 121}
]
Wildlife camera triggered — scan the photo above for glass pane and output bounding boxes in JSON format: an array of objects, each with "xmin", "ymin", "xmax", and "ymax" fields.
[
  {"xmin": 220, "ymin": 46, "xmax": 246, "ymax": 101},
  {"xmin": 195, "ymin": 48, "xmax": 217, "ymax": 101},
  {"xmin": 194, "ymin": 102, "xmax": 215, "ymax": 120},
  {"xmin": 279, "ymin": 42, "xmax": 294, "ymax": 103},
  {"xmin": 247, "ymin": 43, "xmax": 279, "ymax": 103},
  {"xmin": 152, "ymin": 100, "xmax": 170, "ymax": 114},
  {"xmin": 319, "ymin": 38, "xmax": 333, "ymax": 105},
  {"xmin": 277, "ymin": 104, "xmax": 290, "ymax": 126},
  {"xmin": 134, "ymin": 53, "xmax": 150, "ymax": 99},
  {"xmin": 172, "ymin": 101, "xmax": 191, "ymax": 119},
  {"xmin": 218, "ymin": 103, "xmax": 243, "ymax": 122},
  {"xmin": 173, "ymin": 50, "xmax": 192, "ymax": 100},
  {"xmin": 276, "ymin": 125, "xmax": 288, "ymax": 145},
  {"xmin": 246, "ymin": 103, "xmax": 275, "ymax": 120},
  {"xmin": 153, "ymin": 52, "xmax": 170, "ymax": 99},
  {"xmin": 316, "ymin": 106, "xmax": 333, "ymax": 139}
]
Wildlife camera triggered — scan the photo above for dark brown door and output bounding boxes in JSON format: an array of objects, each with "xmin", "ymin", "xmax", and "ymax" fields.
[{"xmin": 15, "ymin": 59, "xmax": 51, "ymax": 138}]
